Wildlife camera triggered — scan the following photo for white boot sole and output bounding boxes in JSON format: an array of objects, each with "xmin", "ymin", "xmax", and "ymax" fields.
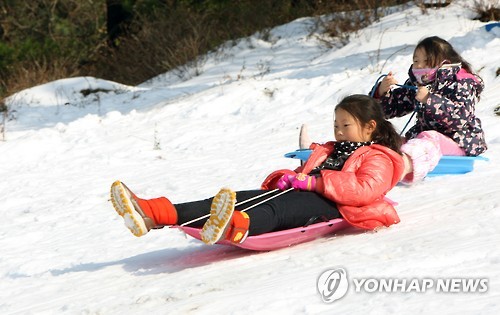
[
  {"xmin": 110, "ymin": 181, "xmax": 148, "ymax": 237},
  {"xmin": 200, "ymin": 188, "xmax": 236, "ymax": 245}
]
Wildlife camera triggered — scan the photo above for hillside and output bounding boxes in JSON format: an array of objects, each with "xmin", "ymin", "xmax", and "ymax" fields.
[{"xmin": 1, "ymin": 1, "xmax": 499, "ymax": 314}]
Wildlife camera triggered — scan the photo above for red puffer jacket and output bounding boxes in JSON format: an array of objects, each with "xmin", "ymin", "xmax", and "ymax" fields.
[{"xmin": 261, "ymin": 142, "xmax": 405, "ymax": 230}]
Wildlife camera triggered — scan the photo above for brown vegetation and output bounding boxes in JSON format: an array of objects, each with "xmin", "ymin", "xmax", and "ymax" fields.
[{"xmin": 0, "ymin": 0, "xmax": 498, "ymax": 103}]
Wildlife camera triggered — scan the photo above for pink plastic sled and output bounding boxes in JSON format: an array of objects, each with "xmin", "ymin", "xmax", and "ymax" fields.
[{"xmin": 173, "ymin": 218, "xmax": 351, "ymax": 251}]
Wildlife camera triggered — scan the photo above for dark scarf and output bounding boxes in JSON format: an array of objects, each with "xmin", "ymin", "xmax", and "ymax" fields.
[{"xmin": 310, "ymin": 141, "xmax": 373, "ymax": 175}]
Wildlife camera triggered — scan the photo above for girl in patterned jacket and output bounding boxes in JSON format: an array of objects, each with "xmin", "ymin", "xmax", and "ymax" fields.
[
  {"xmin": 373, "ymin": 36, "xmax": 487, "ymax": 183},
  {"xmin": 110, "ymin": 95, "xmax": 405, "ymax": 246}
]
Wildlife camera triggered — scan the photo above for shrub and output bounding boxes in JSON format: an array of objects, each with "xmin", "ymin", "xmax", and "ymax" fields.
[
  {"xmin": 472, "ymin": 0, "xmax": 500, "ymax": 22},
  {"xmin": 0, "ymin": 0, "xmax": 432, "ymax": 100},
  {"xmin": 0, "ymin": 0, "xmax": 107, "ymax": 97}
]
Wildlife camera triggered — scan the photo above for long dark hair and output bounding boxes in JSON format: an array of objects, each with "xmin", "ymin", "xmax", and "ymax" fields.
[
  {"xmin": 335, "ymin": 95, "xmax": 402, "ymax": 154},
  {"xmin": 415, "ymin": 36, "xmax": 475, "ymax": 74}
]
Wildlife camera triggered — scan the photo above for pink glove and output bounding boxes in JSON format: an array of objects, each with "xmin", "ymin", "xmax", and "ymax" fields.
[
  {"xmin": 277, "ymin": 174, "xmax": 295, "ymax": 190},
  {"xmin": 291, "ymin": 173, "xmax": 316, "ymax": 191}
]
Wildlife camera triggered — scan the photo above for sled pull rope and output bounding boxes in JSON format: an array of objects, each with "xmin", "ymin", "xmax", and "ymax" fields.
[
  {"xmin": 369, "ymin": 74, "xmax": 387, "ymax": 97},
  {"xmin": 369, "ymin": 74, "xmax": 419, "ymax": 136},
  {"xmin": 240, "ymin": 188, "xmax": 294, "ymax": 213},
  {"xmin": 235, "ymin": 188, "xmax": 280, "ymax": 207},
  {"xmin": 369, "ymin": 74, "xmax": 418, "ymax": 97},
  {"xmin": 179, "ymin": 188, "xmax": 293, "ymax": 226}
]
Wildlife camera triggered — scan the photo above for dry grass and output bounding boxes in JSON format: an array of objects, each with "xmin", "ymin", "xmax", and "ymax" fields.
[
  {"xmin": 471, "ymin": 0, "xmax": 500, "ymax": 22},
  {"xmin": 8, "ymin": 0, "xmax": 498, "ymax": 104}
]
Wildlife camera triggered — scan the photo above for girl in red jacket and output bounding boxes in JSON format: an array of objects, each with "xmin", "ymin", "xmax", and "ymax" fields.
[{"xmin": 110, "ymin": 94, "xmax": 405, "ymax": 245}]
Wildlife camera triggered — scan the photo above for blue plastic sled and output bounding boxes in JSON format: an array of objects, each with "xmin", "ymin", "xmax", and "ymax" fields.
[
  {"xmin": 284, "ymin": 149, "xmax": 488, "ymax": 176},
  {"xmin": 284, "ymin": 149, "xmax": 314, "ymax": 161},
  {"xmin": 426, "ymin": 155, "xmax": 488, "ymax": 176},
  {"xmin": 485, "ymin": 22, "xmax": 500, "ymax": 32}
]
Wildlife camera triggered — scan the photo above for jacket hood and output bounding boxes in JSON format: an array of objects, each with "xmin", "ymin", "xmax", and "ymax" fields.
[{"xmin": 366, "ymin": 144, "xmax": 405, "ymax": 188}]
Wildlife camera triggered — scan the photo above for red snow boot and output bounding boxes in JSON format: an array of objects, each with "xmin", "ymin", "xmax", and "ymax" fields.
[{"xmin": 110, "ymin": 181, "xmax": 177, "ymax": 237}]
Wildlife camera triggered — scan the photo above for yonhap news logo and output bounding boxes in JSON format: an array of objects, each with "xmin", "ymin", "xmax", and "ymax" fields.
[
  {"xmin": 317, "ymin": 267, "xmax": 488, "ymax": 303},
  {"xmin": 317, "ymin": 268, "xmax": 349, "ymax": 303}
]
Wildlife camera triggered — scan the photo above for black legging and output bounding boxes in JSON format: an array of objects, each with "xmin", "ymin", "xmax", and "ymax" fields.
[{"xmin": 175, "ymin": 190, "xmax": 341, "ymax": 236}]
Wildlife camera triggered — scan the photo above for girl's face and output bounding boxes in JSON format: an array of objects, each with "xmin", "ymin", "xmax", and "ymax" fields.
[
  {"xmin": 334, "ymin": 108, "xmax": 375, "ymax": 142},
  {"xmin": 413, "ymin": 48, "xmax": 430, "ymax": 69}
]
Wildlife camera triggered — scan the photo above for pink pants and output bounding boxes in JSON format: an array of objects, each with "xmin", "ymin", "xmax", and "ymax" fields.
[{"xmin": 401, "ymin": 131, "xmax": 465, "ymax": 184}]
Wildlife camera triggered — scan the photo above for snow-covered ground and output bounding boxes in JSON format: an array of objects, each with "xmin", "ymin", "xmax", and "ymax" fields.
[{"xmin": 1, "ymin": 1, "xmax": 499, "ymax": 314}]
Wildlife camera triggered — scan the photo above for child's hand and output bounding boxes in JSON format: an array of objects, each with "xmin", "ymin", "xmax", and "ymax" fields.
[
  {"xmin": 378, "ymin": 71, "xmax": 398, "ymax": 96},
  {"xmin": 415, "ymin": 86, "xmax": 430, "ymax": 103},
  {"xmin": 277, "ymin": 174, "xmax": 295, "ymax": 190},
  {"xmin": 291, "ymin": 173, "xmax": 316, "ymax": 191}
]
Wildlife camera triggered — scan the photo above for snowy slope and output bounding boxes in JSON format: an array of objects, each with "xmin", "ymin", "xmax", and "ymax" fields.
[{"xmin": 1, "ymin": 1, "xmax": 500, "ymax": 314}]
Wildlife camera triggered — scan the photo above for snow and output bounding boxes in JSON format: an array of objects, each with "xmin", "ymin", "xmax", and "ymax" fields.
[{"xmin": 1, "ymin": 1, "xmax": 499, "ymax": 314}]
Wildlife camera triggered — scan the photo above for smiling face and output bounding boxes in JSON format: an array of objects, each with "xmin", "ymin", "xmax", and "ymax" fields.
[
  {"xmin": 334, "ymin": 108, "xmax": 375, "ymax": 142},
  {"xmin": 413, "ymin": 47, "xmax": 431, "ymax": 69},
  {"xmin": 412, "ymin": 47, "xmax": 440, "ymax": 84}
]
